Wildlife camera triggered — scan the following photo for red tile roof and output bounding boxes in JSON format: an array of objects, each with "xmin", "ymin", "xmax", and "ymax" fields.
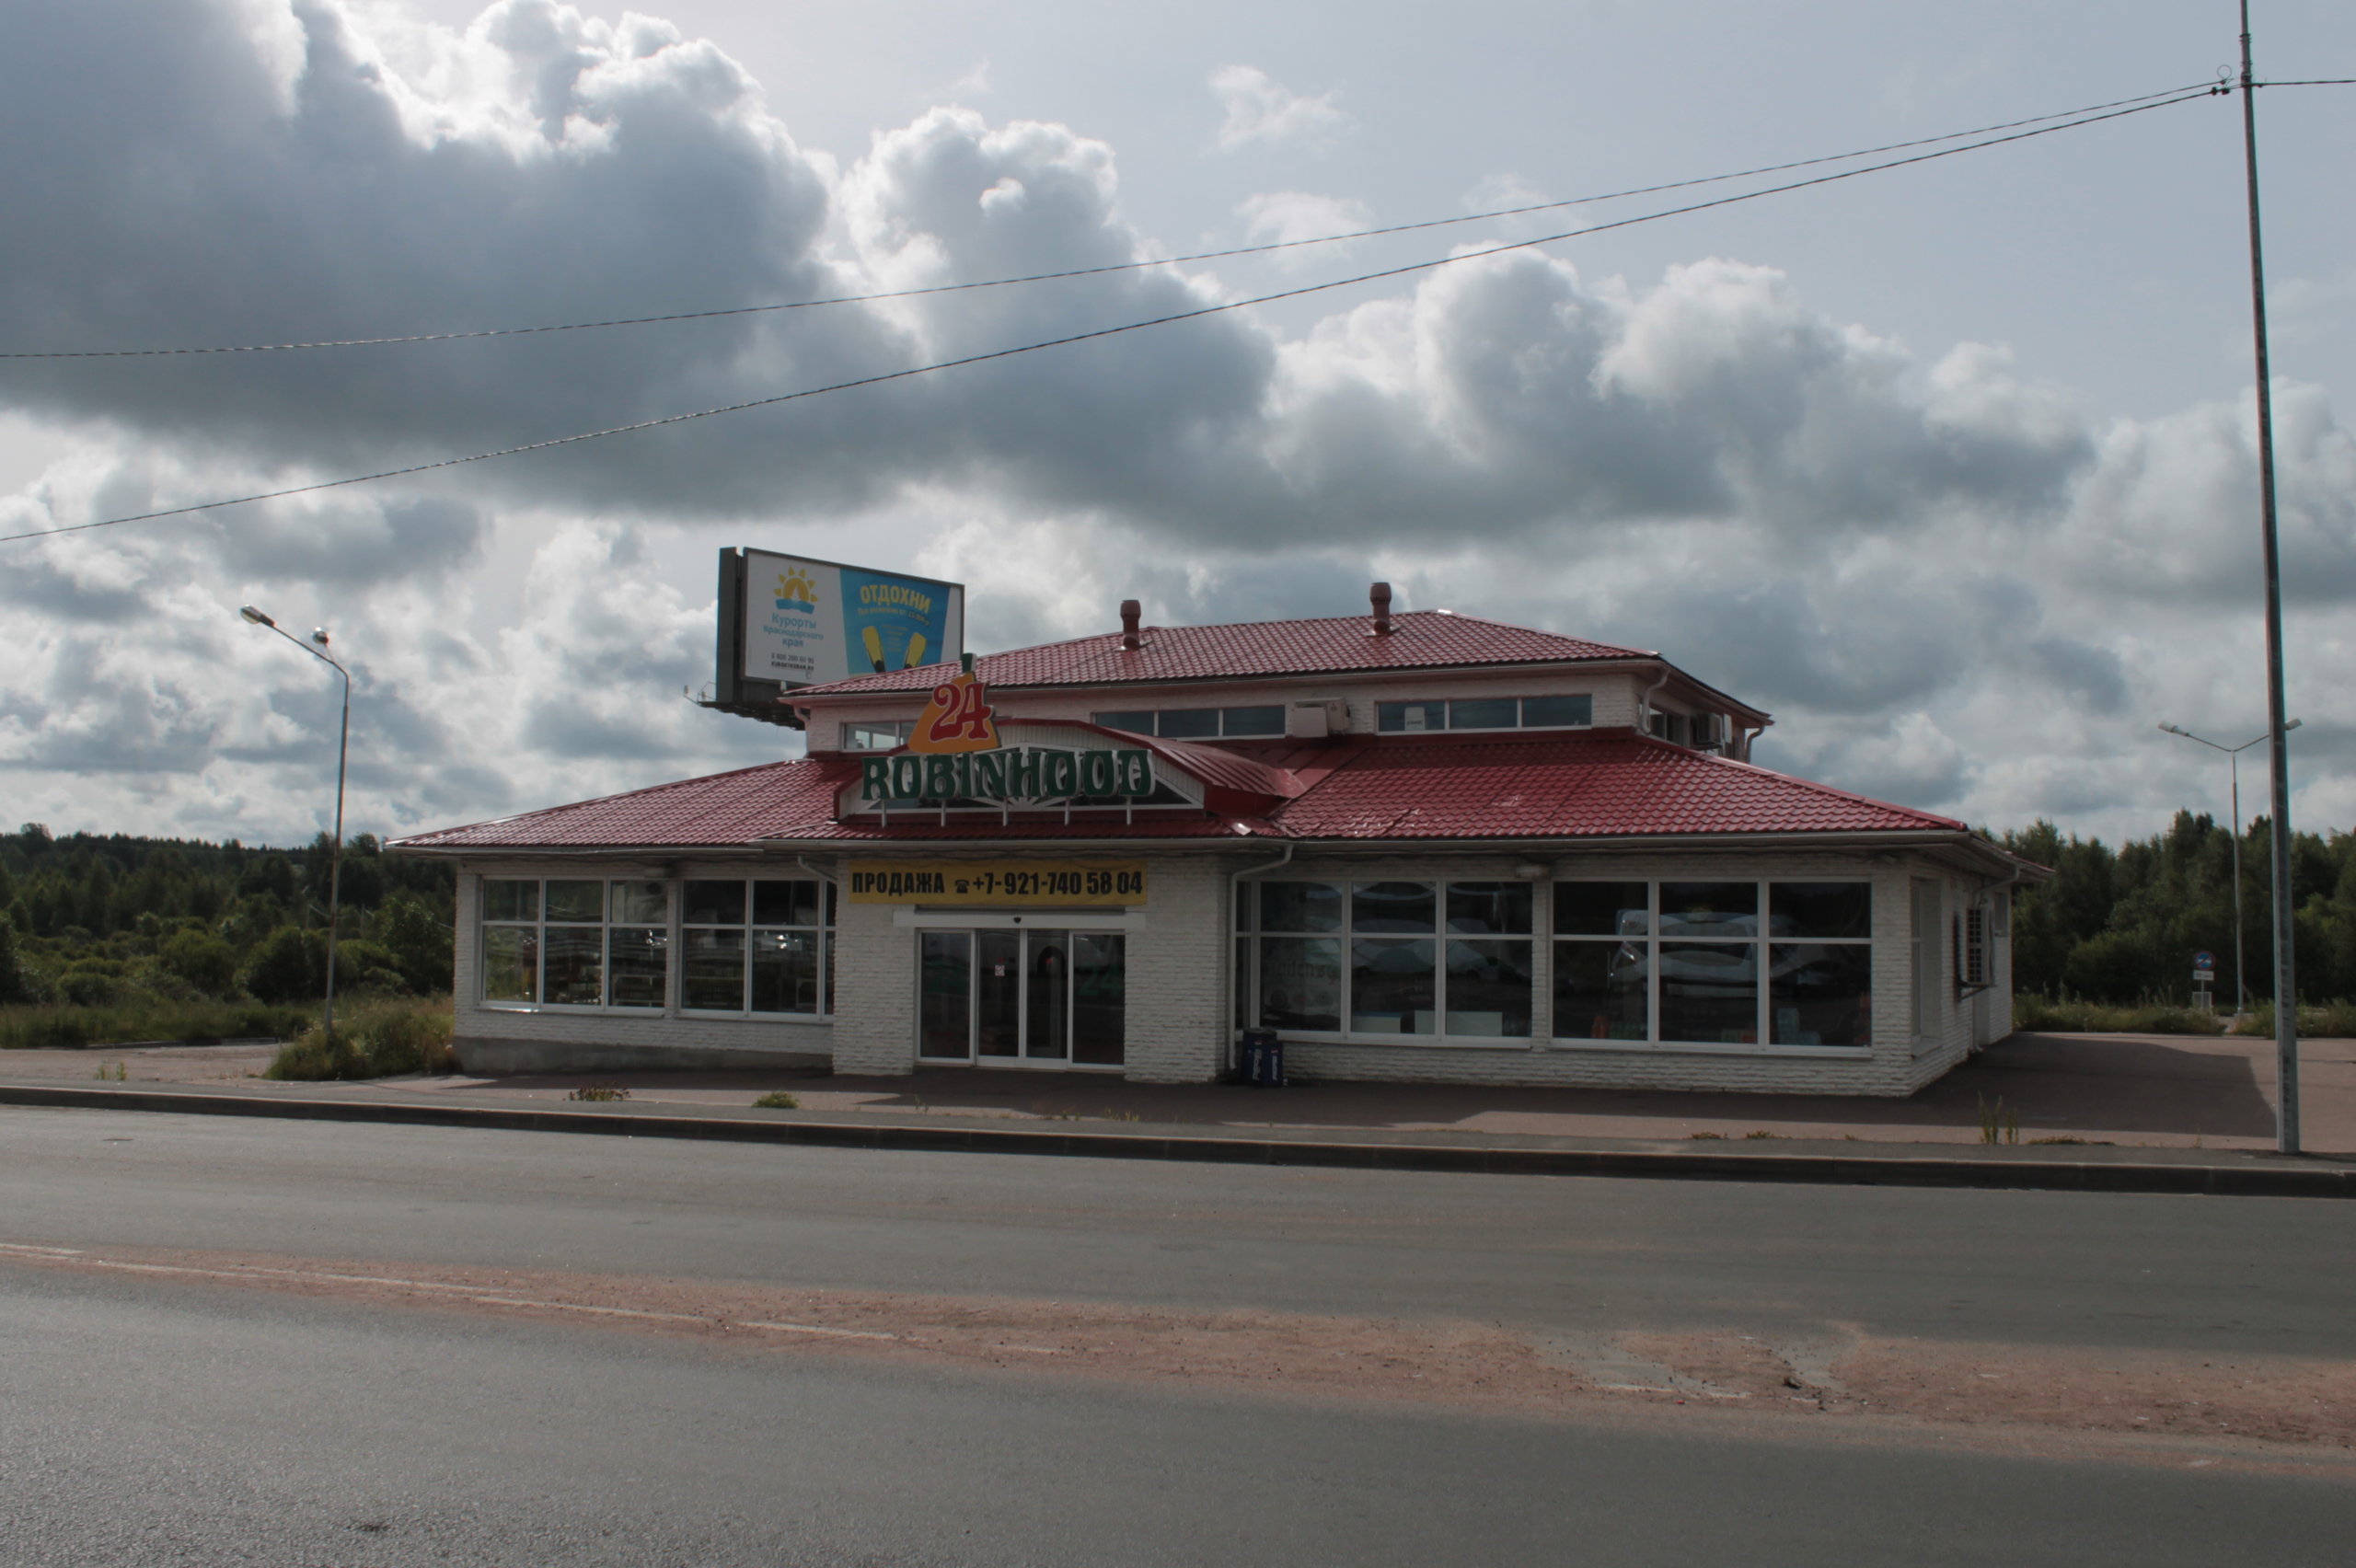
[
  {"xmin": 1269, "ymin": 733, "xmax": 1966, "ymax": 839},
  {"xmin": 792, "ymin": 610, "xmax": 1655, "ymax": 696},
  {"xmin": 397, "ymin": 758, "xmax": 859, "ymax": 850},
  {"xmin": 393, "ymin": 732, "xmax": 1967, "ymax": 852}
]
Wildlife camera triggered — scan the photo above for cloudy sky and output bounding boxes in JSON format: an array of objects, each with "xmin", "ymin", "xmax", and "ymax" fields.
[{"xmin": 2, "ymin": 0, "xmax": 2351, "ymax": 847}]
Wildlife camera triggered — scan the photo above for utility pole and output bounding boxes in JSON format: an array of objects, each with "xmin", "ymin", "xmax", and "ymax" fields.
[{"xmin": 2236, "ymin": 0, "xmax": 2300, "ymax": 1154}]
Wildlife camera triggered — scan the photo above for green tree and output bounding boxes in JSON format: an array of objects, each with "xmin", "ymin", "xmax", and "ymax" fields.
[
  {"xmin": 0, "ymin": 918, "xmax": 29, "ymax": 1005},
  {"xmin": 157, "ymin": 930, "xmax": 240, "ymax": 997},
  {"xmin": 239, "ymin": 853, "xmax": 298, "ymax": 905},
  {"xmin": 221, "ymin": 894, "xmax": 288, "ymax": 952},
  {"xmin": 241, "ymin": 926, "xmax": 325, "ymax": 1005},
  {"xmin": 370, "ymin": 891, "xmax": 453, "ymax": 994},
  {"xmin": 330, "ymin": 938, "xmax": 409, "ymax": 996}
]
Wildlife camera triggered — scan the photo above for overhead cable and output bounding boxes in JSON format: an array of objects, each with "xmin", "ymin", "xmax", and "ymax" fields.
[
  {"xmin": 0, "ymin": 82, "xmax": 2219, "ymax": 362},
  {"xmin": 0, "ymin": 86, "xmax": 2221, "ymax": 547}
]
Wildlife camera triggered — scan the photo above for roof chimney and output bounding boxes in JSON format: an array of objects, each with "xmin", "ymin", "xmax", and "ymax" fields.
[
  {"xmin": 1369, "ymin": 581, "xmax": 1393, "ymax": 636},
  {"xmin": 1119, "ymin": 598, "xmax": 1143, "ymax": 650}
]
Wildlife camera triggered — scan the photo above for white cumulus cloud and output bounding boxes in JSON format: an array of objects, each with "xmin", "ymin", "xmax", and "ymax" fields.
[
  {"xmin": 0, "ymin": 0, "xmax": 2350, "ymax": 851},
  {"xmin": 1208, "ymin": 64, "xmax": 1351, "ymax": 154}
]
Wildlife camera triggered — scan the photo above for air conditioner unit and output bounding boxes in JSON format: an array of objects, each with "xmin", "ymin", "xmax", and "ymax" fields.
[{"xmin": 1287, "ymin": 698, "xmax": 1348, "ymax": 738}]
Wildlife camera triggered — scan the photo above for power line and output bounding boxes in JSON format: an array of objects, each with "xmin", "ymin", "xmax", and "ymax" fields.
[
  {"xmin": 0, "ymin": 86, "xmax": 2219, "ymax": 548},
  {"xmin": 0, "ymin": 82, "xmax": 2218, "ymax": 363},
  {"xmin": 2258, "ymin": 76, "xmax": 2356, "ymax": 86}
]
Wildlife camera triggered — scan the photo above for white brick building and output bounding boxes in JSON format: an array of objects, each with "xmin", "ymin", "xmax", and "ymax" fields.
[{"xmin": 393, "ymin": 590, "xmax": 2042, "ymax": 1095}]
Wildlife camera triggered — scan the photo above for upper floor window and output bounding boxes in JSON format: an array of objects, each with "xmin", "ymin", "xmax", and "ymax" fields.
[
  {"xmin": 1647, "ymin": 711, "xmax": 1728, "ymax": 749},
  {"xmin": 1093, "ymin": 706, "xmax": 1287, "ymax": 740},
  {"xmin": 844, "ymin": 720, "xmax": 915, "ymax": 752},
  {"xmin": 1376, "ymin": 695, "xmax": 1592, "ymax": 733}
]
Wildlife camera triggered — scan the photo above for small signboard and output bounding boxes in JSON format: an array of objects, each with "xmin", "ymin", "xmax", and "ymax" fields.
[
  {"xmin": 2194, "ymin": 951, "xmax": 2216, "ymax": 972},
  {"xmin": 847, "ymin": 859, "xmax": 1148, "ymax": 907}
]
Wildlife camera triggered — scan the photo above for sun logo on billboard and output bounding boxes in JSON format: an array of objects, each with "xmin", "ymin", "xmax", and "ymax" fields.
[
  {"xmin": 907, "ymin": 671, "xmax": 999, "ymax": 755},
  {"xmin": 774, "ymin": 569, "xmax": 817, "ymax": 612}
]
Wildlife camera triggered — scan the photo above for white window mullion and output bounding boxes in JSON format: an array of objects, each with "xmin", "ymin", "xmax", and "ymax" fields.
[
  {"xmin": 1756, "ymin": 880, "xmax": 1771, "ymax": 1051},
  {"xmin": 1646, "ymin": 882, "xmax": 1660, "ymax": 1044},
  {"xmin": 665, "ymin": 879, "xmax": 681, "ymax": 1016}
]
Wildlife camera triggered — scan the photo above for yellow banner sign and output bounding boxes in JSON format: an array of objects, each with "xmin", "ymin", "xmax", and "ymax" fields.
[{"xmin": 846, "ymin": 859, "xmax": 1147, "ymax": 906}]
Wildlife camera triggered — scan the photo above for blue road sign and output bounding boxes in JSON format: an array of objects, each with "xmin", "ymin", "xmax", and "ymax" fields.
[{"xmin": 2194, "ymin": 951, "xmax": 2216, "ymax": 972}]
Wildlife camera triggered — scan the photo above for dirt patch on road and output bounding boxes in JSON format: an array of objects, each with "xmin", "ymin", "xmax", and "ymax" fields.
[
  {"xmin": 1613, "ymin": 1329, "xmax": 2356, "ymax": 1450},
  {"xmin": 6, "ymin": 1239, "xmax": 2350, "ymax": 1470}
]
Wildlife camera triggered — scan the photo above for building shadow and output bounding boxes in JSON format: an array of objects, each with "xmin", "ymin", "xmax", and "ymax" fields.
[{"xmin": 456, "ymin": 1034, "xmax": 2283, "ymax": 1146}]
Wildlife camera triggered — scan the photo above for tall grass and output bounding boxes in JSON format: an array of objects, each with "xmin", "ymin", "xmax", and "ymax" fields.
[
  {"xmin": 265, "ymin": 997, "xmax": 456, "ymax": 1080},
  {"xmin": 2010, "ymin": 994, "xmax": 2225, "ymax": 1035},
  {"xmin": 0, "ymin": 998, "xmax": 318, "ymax": 1051},
  {"xmin": 2228, "ymin": 1000, "xmax": 2356, "ymax": 1039}
]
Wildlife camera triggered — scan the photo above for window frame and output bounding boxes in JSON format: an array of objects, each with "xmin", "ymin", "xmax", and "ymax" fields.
[
  {"xmin": 1091, "ymin": 705, "xmax": 1289, "ymax": 739},
  {"xmin": 1239, "ymin": 878, "xmax": 1536, "ymax": 1044},
  {"xmin": 478, "ymin": 876, "xmax": 673, "ymax": 1015},
  {"xmin": 679, "ymin": 877, "xmax": 838, "ymax": 1020},
  {"xmin": 1552, "ymin": 878, "xmax": 1877, "ymax": 1055},
  {"xmin": 1374, "ymin": 695, "xmax": 1595, "ymax": 734},
  {"xmin": 1910, "ymin": 878, "xmax": 1942, "ymax": 1039},
  {"xmin": 477, "ymin": 875, "xmax": 837, "ymax": 1020},
  {"xmin": 843, "ymin": 720, "xmax": 916, "ymax": 752}
]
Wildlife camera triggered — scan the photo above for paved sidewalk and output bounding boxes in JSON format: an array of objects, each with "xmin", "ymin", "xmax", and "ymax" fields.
[{"xmin": 10, "ymin": 1030, "xmax": 2352, "ymax": 1154}]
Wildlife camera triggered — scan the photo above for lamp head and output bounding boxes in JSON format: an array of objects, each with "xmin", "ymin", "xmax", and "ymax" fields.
[
  {"xmin": 2157, "ymin": 722, "xmax": 2184, "ymax": 736},
  {"xmin": 238, "ymin": 605, "xmax": 274, "ymax": 628},
  {"xmin": 310, "ymin": 628, "xmax": 329, "ymax": 648},
  {"xmin": 2284, "ymin": 718, "xmax": 2303, "ymax": 733}
]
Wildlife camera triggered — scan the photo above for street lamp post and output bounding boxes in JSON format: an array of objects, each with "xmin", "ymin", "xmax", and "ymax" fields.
[
  {"xmin": 2159, "ymin": 719, "xmax": 2299, "ymax": 1015},
  {"xmin": 2235, "ymin": 2, "xmax": 2304, "ymax": 1157},
  {"xmin": 240, "ymin": 605, "xmax": 351, "ymax": 1038}
]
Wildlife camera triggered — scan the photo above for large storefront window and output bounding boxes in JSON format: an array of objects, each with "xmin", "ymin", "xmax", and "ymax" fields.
[
  {"xmin": 479, "ymin": 876, "xmax": 835, "ymax": 1014},
  {"xmin": 1553, "ymin": 881, "xmax": 1649, "ymax": 1041},
  {"xmin": 479, "ymin": 879, "xmax": 669, "ymax": 1009},
  {"xmin": 682, "ymin": 879, "xmax": 837, "ymax": 1016},
  {"xmin": 1242, "ymin": 880, "xmax": 1532, "ymax": 1039},
  {"xmin": 1553, "ymin": 881, "xmax": 1871, "ymax": 1049},
  {"xmin": 1772, "ymin": 881, "xmax": 1873, "ymax": 1046}
]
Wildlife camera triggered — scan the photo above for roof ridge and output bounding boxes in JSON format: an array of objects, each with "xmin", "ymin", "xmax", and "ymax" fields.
[{"xmin": 1391, "ymin": 607, "xmax": 1650, "ymax": 653}]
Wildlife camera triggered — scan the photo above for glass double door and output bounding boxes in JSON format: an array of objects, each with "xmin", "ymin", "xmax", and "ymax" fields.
[{"xmin": 919, "ymin": 928, "xmax": 1124, "ymax": 1066}]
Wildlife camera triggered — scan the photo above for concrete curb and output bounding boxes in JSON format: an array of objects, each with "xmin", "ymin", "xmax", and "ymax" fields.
[{"xmin": 6, "ymin": 1082, "xmax": 2353, "ymax": 1198}]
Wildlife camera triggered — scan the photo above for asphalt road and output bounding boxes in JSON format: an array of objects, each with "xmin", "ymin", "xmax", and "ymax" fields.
[{"xmin": 5, "ymin": 1105, "xmax": 2353, "ymax": 1566}]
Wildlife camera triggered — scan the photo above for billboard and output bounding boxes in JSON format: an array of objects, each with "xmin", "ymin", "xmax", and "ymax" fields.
[{"xmin": 712, "ymin": 548, "xmax": 965, "ymax": 721}]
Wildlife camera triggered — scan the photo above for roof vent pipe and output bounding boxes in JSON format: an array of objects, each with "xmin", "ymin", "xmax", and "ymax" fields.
[
  {"xmin": 1369, "ymin": 581, "xmax": 1393, "ymax": 636},
  {"xmin": 1119, "ymin": 599, "xmax": 1143, "ymax": 650}
]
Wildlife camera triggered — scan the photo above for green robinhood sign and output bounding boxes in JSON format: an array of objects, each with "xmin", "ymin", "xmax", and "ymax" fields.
[{"xmin": 860, "ymin": 745, "xmax": 1157, "ymax": 805}]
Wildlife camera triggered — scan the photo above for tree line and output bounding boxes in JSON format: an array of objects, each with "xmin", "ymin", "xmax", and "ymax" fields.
[
  {"xmin": 5, "ymin": 813, "xmax": 2354, "ymax": 1011},
  {"xmin": 2002, "ymin": 813, "xmax": 2356, "ymax": 1005},
  {"xmin": 0, "ymin": 824, "xmax": 454, "ymax": 1008}
]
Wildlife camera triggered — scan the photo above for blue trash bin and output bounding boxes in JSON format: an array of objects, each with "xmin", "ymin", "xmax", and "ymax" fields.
[{"xmin": 1238, "ymin": 1028, "xmax": 1285, "ymax": 1087}]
